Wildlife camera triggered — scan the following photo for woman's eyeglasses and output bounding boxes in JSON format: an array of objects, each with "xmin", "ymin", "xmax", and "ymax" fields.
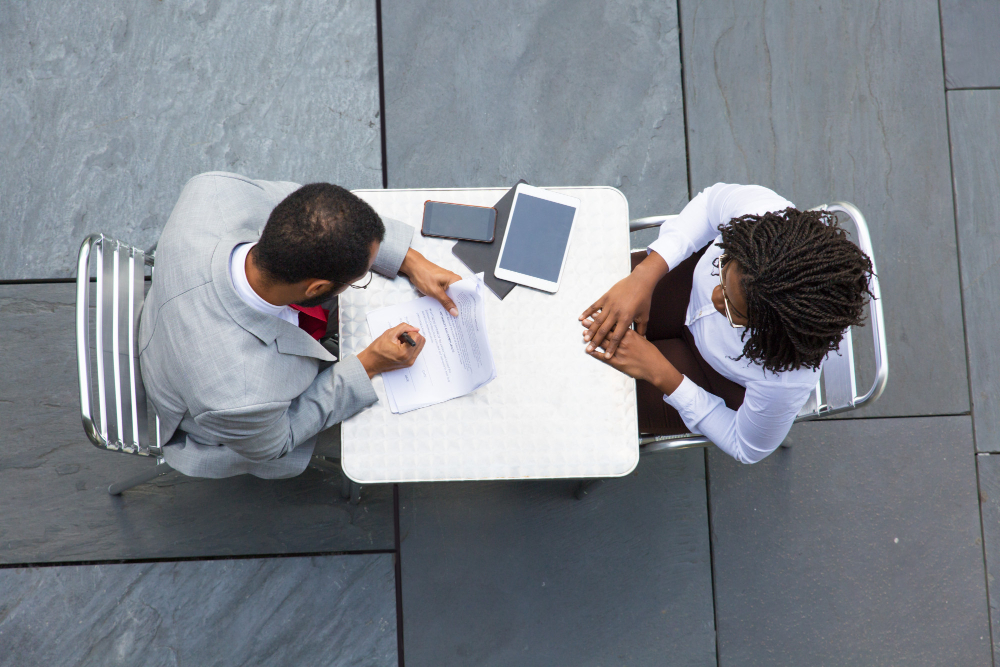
[{"xmin": 718, "ymin": 255, "xmax": 746, "ymax": 329}]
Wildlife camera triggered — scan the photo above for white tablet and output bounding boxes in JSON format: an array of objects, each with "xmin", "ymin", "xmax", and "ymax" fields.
[{"xmin": 493, "ymin": 184, "xmax": 580, "ymax": 293}]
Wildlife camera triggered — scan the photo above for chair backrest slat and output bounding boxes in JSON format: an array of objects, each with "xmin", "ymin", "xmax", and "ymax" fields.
[
  {"xmin": 116, "ymin": 246, "xmax": 140, "ymax": 453},
  {"xmin": 823, "ymin": 327, "xmax": 857, "ymax": 411},
  {"xmin": 131, "ymin": 247, "xmax": 149, "ymax": 451},
  {"xmin": 798, "ymin": 378, "xmax": 823, "ymax": 419},
  {"xmin": 102, "ymin": 240, "xmax": 122, "ymax": 448}
]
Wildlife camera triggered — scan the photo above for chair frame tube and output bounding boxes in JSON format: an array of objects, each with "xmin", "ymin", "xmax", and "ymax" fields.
[{"xmin": 77, "ymin": 235, "xmax": 106, "ymax": 449}]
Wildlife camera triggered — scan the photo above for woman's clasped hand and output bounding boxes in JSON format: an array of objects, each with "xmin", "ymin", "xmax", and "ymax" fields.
[
  {"xmin": 578, "ymin": 251, "xmax": 670, "ymax": 358},
  {"xmin": 579, "ymin": 251, "xmax": 684, "ymax": 396}
]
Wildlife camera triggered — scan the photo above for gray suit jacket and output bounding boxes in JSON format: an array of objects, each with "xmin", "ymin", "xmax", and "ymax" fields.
[{"xmin": 138, "ymin": 172, "xmax": 413, "ymax": 479}]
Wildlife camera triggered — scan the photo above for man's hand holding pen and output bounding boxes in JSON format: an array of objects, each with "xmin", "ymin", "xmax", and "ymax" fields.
[{"xmin": 357, "ymin": 322, "xmax": 425, "ymax": 379}]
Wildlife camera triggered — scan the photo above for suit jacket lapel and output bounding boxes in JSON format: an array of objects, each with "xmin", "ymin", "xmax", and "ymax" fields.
[{"xmin": 210, "ymin": 233, "xmax": 336, "ymax": 363}]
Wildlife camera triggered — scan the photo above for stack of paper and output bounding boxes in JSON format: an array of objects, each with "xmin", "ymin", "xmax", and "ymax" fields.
[{"xmin": 366, "ymin": 278, "xmax": 497, "ymax": 414}]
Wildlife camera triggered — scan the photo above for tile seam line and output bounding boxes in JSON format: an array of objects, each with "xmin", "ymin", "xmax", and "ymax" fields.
[
  {"xmin": 677, "ymin": 0, "xmax": 716, "ymax": 661},
  {"xmin": 677, "ymin": 0, "xmax": 693, "ymax": 203},
  {"xmin": 377, "ymin": 0, "xmax": 403, "ymax": 661},
  {"xmin": 937, "ymin": 0, "xmax": 993, "ymax": 660},
  {"xmin": 704, "ymin": 447, "xmax": 723, "ymax": 664},
  {"xmin": 393, "ymin": 484, "xmax": 405, "ymax": 667},
  {"xmin": 0, "ymin": 278, "xmax": 77, "ymax": 285},
  {"xmin": 375, "ymin": 0, "xmax": 388, "ymax": 190},
  {"xmin": 0, "ymin": 549, "xmax": 398, "ymax": 570}
]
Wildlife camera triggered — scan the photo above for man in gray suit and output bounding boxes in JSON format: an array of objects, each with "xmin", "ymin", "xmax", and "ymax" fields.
[{"xmin": 138, "ymin": 172, "xmax": 461, "ymax": 479}]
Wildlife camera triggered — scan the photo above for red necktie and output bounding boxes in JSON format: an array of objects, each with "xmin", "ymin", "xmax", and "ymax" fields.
[{"xmin": 290, "ymin": 305, "xmax": 329, "ymax": 340}]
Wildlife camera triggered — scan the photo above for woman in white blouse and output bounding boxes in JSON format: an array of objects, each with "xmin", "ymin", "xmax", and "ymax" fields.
[{"xmin": 580, "ymin": 183, "xmax": 874, "ymax": 463}]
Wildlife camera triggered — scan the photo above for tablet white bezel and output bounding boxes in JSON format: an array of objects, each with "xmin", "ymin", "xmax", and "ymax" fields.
[{"xmin": 493, "ymin": 184, "xmax": 580, "ymax": 293}]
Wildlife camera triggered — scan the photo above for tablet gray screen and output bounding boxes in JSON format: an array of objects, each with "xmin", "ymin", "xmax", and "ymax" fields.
[{"xmin": 498, "ymin": 194, "xmax": 575, "ymax": 282}]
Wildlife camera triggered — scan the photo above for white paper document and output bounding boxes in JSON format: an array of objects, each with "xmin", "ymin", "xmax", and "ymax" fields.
[{"xmin": 366, "ymin": 278, "xmax": 497, "ymax": 414}]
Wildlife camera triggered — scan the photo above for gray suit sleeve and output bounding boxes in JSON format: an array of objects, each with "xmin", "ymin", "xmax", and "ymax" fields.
[
  {"xmin": 189, "ymin": 355, "xmax": 378, "ymax": 462},
  {"xmin": 372, "ymin": 217, "xmax": 415, "ymax": 278}
]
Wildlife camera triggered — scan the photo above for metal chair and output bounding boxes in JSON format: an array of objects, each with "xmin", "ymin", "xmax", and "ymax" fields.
[
  {"xmin": 75, "ymin": 234, "xmax": 361, "ymax": 500},
  {"xmin": 576, "ymin": 202, "xmax": 887, "ymax": 498}
]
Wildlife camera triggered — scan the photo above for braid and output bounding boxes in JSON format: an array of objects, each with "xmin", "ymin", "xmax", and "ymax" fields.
[{"xmin": 718, "ymin": 207, "xmax": 875, "ymax": 373}]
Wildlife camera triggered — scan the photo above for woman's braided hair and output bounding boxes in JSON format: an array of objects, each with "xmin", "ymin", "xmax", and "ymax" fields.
[{"xmin": 717, "ymin": 207, "xmax": 875, "ymax": 373}]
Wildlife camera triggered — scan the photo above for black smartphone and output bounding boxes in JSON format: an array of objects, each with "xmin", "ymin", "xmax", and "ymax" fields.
[{"xmin": 421, "ymin": 201, "xmax": 497, "ymax": 243}]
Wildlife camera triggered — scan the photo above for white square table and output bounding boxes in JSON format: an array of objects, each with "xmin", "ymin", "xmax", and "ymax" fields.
[{"xmin": 340, "ymin": 187, "xmax": 638, "ymax": 483}]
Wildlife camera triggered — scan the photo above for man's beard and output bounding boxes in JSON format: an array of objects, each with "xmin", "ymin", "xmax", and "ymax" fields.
[{"xmin": 294, "ymin": 289, "xmax": 335, "ymax": 309}]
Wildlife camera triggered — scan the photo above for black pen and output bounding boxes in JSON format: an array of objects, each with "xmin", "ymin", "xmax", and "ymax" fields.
[{"xmin": 400, "ymin": 332, "xmax": 417, "ymax": 347}]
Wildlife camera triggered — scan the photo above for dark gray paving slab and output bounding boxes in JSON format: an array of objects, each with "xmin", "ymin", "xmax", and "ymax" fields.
[
  {"xmin": 708, "ymin": 417, "xmax": 990, "ymax": 666},
  {"xmin": 0, "ymin": 0, "xmax": 380, "ymax": 280},
  {"xmin": 974, "ymin": 453, "xmax": 1000, "ymax": 664},
  {"xmin": 680, "ymin": 0, "xmax": 967, "ymax": 418},
  {"xmin": 381, "ymin": 0, "xmax": 689, "ymax": 221},
  {"xmin": 0, "ymin": 284, "xmax": 393, "ymax": 564},
  {"xmin": 398, "ymin": 451, "xmax": 716, "ymax": 667},
  {"xmin": 0, "ymin": 554, "xmax": 397, "ymax": 666},
  {"xmin": 948, "ymin": 90, "xmax": 1000, "ymax": 452},
  {"xmin": 941, "ymin": 0, "xmax": 1000, "ymax": 89}
]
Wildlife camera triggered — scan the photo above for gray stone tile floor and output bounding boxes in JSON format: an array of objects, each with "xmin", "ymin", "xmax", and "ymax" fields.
[
  {"xmin": 977, "ymin": 453, "xmax": 1000, "ymax": 666},
  {"xmin": 940, "ymin": 0, "xmax": 1000, "ymax": 89},
  {"xmin": 381, "ymin": 0, "xmax": 690, "ymax": 221},
  {"xmin": 949, "ymin": 89, "xmax": 1000, "ymax": 453},
  {"xmin": 0, "ymin": 283, "xmax": 395, "ymax": 563},
  {"xmin": 0, "ymin": 554, "xmax": 398, "ymax": 667},
  {"xmin": 397, "ymin": 452, "xmax": 715, "ymax": 667},
  {"xmin": 681, "ymin": 0, "xmax": 968, "ymax": 420},
  {"xmin": 0, "ymin": 0, "xmax": 382, "ymax": 281},
  {"xmin": 2, "ymin": 0, "xmax": 999, "ymax": 665},
  {"xmin": 709, "ymin": 417, "xmax": 990, "ymax": 666}
]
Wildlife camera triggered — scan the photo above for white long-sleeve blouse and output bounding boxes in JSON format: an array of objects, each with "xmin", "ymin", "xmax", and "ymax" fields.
[{"xmin": 646, "ymin": 183, "xmax": 822, "ymax": 464}]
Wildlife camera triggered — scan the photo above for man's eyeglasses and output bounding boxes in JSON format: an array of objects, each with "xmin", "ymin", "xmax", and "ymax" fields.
[
  {"xmin": 334, "ymin": 271, "xmax": 373, "ymax": 290},
  {"xmin": 717, "ymin": 255, "xmax": 746, "ymax": 329}
]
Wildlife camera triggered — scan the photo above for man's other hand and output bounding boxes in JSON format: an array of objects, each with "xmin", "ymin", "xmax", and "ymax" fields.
[
  {"xmin": 357, "ymin": 323, "xmax": 426, "ymax": 379},
  {"xmin": 399, "ymin": 248, "xmax": 462, "ymax": 317}
]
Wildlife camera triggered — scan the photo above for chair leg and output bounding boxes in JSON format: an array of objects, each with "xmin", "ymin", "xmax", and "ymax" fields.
[
  {"xmin": 339, "ymin": 477, "xmax": 363, "ymax": 504},
  {"xmin": 308, "ymin": 455, "xmax": 341, "ymax": 475},
  {"xmin": 574, "ymin": 479, "xmax": 605, "ymax": 500},
  {"xmin": 108, "ymin": 458, "xmax": 173, "ymax": 495},
  {"xmin": 309, "ymin": 455, "xmax": 363, "ymax": 505}
]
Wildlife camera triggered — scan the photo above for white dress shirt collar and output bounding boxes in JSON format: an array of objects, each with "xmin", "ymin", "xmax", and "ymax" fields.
[{"xmin": 229, "ymin": 242, "xmax": 300, "ymax": 327}]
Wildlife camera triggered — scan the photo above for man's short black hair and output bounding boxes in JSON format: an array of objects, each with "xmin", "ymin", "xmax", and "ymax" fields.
[{"xmin": 254, "ymin": 183, "xmax": 385, "ymax": 285}]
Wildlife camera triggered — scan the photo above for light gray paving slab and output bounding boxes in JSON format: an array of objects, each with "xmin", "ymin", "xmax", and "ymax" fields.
[
  {"xmin": 708, "ymin": 417, "xmax": 990, "ymax": 666},
  {"xmin": 381, "ymin": 0, "xmax": 689, "ymax": 221},
  {"xmin": 680, "ymin": 0, "xmax": 968, "ymax": 418},
  {"xmin": 0, "ymin": 0, "xmax": 381, "ymax": 280},
  {"xmin": 398, "ymin": 451, "xmax": 716, "ymax": 667},
  {"xmin": 0, "ymin": 554, "xmax": 397, "ymax": 667},
  {"xmin": 0, "ymin": 284, "xmax": 394, "ymax": 563},
  {"xmin": 948, "ymin": 90, "xmax": 1000, "ymax": 452},
  {"xmin": 974, "ymin": 453, "xmax": 1000, "ymax": 665},
  {"xmin": 941, "ymin": 0, "xmax": 1000, "ymax": 89}
]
